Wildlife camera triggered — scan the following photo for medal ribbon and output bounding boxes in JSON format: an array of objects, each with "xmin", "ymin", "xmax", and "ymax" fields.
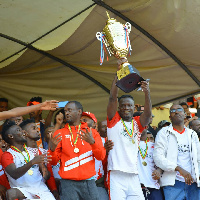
[
  {"xmin": 138, "ymin": 139, "xmax": 148, "ymax": 159},
  {"xmin": 11, "ymin": 144, "xmax": 30, "ymax": 163},
  {"xmin": 121, "ymin": 119, "xmax": 134, "ymax": 138},
  {"xmin": 68, "ymin": 123, "xmax": 81, "ymax": 146}
]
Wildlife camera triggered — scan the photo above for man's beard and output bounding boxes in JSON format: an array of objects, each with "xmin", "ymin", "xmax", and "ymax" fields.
[{"xmin": 65, "ymin": 119, "xmax": 72, "ymax": 124}]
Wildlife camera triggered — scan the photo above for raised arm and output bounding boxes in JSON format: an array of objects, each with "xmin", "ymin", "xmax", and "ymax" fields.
[
  {"xmin": 0, "ymin": 100, "xmax": 58, "ymax": 121},
  {"xmin": 107, "ymin": 58, "xmax": 131, "ymax": 121},
  {"xmin": 44, "ymin": 110, "xmax": 55, "ymax": 129},
  {"xmin": 139, "ymin": 81, "xmax": 152, "ymax": 127},
  {"xmin": 107, "ymin": 75, "xmax": 118, "ymax": 121}
]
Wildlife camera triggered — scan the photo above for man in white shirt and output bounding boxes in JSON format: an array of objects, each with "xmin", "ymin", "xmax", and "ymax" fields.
[
  {"xmin": 107, "ymin": 58, "xmax": 152, "ymax": 200},
  {"xmin": 1, "ymin": 121, "xmax": 55, "ymax": 200},
  {"xmin": 153, "ymin": 104, "xmax": 200, "ymax": 200}
]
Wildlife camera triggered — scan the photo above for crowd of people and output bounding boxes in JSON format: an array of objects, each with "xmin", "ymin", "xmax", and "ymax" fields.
[{"xmin": 0, "ymin": 61, "xmax": 200, "ymax": 200}]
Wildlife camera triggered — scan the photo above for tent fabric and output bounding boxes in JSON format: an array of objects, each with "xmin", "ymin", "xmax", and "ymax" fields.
[{"xmin": 0, "ymin": 0, "xmax": 200, "ymax": 121}]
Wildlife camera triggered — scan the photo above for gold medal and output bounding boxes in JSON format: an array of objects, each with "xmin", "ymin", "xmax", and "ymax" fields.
[
  {"xmin": 132, "ymin": 139, "xmax": 135, "ymax": 144},
  {"xmin": 28, "ymin": 169, "xmax": 33, "ymax": 175},
  {"xmin": 74, "ymin": 147, "xmax": 79, "ymax": 153},
  {"xmin": 142, "ymin": 161, "xmax": 147, "ymax": 166}
]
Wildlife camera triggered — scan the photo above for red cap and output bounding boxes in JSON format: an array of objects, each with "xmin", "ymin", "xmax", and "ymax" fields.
[
  {"xmin": 82, "ymin": 112, "xmax": 97, "ymax": 123},
  {"xmin": 27, "ymin": 101, "xmax": 40, "ymax": 106}
]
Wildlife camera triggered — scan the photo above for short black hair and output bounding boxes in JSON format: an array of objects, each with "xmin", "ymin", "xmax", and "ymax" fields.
[
  {"xmin": 118, "ymin": 95, "xmax": 134, "ymax": 103},
  {"xmin": 30, "ymin": 96, "xmax": 42, "ymax": 103},
  {"xmin": 189, "ymin": 120, "xmax": 193, "ymax": 128},
  {"xmin": 67, "ymin": 101, "xmax": 83, "ymax": 112},
  {"xmin": 20, "ymin": 119, "xmax": 35, "ymax": 130},
  {"xmin": 2, "ymin": 120, "xmax": 16, "ymax": 144},
  {"xmin": 180, "ymin": 102, "xmax": 188, "ymax": 108},
  {"xmin": 0, "ymin": 98, "xmax": 8, "ymax": 103}
]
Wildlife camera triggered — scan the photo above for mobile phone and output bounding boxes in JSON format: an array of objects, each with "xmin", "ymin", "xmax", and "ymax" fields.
[
  {"xmin": 58, "ymin": 101, "xmax": 68, "ymax": 108},
  {"xmin": 137, "ymin": 106, "xmax": 144, "ymax": 111}
]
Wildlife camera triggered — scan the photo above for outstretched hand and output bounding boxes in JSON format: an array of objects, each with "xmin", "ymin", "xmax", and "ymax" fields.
[
  {"xmin": 40, "ymin": 100, "xmax": 58, "ymax": 111},
  {"xmin": 31, "ymin": 153, "xmax": 52, "ymax": 165},
  {"xmin": 49, "ymin": 133, "xmax": 62, "ymax": 152},
  {"xmin": 78, "ymin": 128, "xmax": 95, "ymax": 145}
]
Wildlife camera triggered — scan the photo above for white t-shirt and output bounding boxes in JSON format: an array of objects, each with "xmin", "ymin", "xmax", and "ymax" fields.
[
  {"xmin": 107, "ymin": 112, "xmax": 145, "ymax": 173},
  {"xmin": 138, "ymin": 141, "xmax": 160, "ymax": 189},
  {"xmin": 174, "ymin": 130, "xmax": 195, "ymax": 182},
  {"xmin": 27, "ymin": 147, "xmax": 61, "ymax": 179},
  {"xmin": 6, "ymin": 147, "xmax": 44, "ymax": 188}
]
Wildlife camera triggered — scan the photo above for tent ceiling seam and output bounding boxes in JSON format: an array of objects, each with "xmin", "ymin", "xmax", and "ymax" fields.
[
  {"xmin": 0, "ymin": 1, "xmax": 199, "ymax": 106},
  {"xmin": 0, "ymin": 3, "xmax": 96, "ymax": 63},
  {"xmin": 93, "ymin": 0, "xmax": 200, "ymax": 87},
  {"xmin": 0, "ymin": 33, "xmax": 110, "ymax": 94}
]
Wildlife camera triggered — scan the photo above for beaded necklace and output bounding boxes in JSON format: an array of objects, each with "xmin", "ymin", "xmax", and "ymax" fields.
[
  {"xmin": 11, "ymin": 144, "xmax": 30, "ymax": 163},
  {"xmin": 121, "ymin": 118, "xmax": 134, "ymax": 138},
  {"xmin": 138, "ymin": 139, "xmax": 148, "ymax": 159}
]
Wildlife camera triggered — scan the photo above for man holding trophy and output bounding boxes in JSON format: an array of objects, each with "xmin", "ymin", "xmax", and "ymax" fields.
[{"xmin": 97, "ymin": 13, "xmax": 152, "ymax": 199}]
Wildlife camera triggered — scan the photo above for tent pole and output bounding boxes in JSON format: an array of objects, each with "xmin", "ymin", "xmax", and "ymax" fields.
[{"xmin": 0, "ymin": 33, "xmax": 110, "ymax": 94}]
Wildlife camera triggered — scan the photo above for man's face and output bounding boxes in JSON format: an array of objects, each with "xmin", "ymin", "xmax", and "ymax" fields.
[
  {"xmin": 25, "ymin": 123, "xmax": 40, "ymax": 141},
  {"xmin": 0, "ymin": 134, "xmax": 8, "ymax": 152},
  {"xmin": 191, "ymin": 120, "xmax": 200, "ymax": 136},
  {"xmin": 169, "ymin": 105, "xmax": 185, "ymax": 125},
  {"xmin": 10, "ymin": 116, "xmax": 23, "ymax": 125},
  {"xmin": 80, "ymin": 116, "xmax": 95, "ymax": 128},
  {"xmin": 98, "ymin": 120, "xmax": 107, "ymax": 138},
  {"xmin": 181, "ymin": 105, "xmax": 189, "ymax": 113},
  {"xmin": 29, "ymin": 110, "xmax": 41, "ymax": 119},
  {"xmin": 0, "ymin": 101, "xmax": 8, "ymax": 112},
  {"xmin": 44, "ymin": 126, "xmax": 54, "ymax": 143},
  {"xmin": 147, "ymin": 133, "xmax": 154, "ymax": 143},
  {"xmin": 64, "ymin": 103, "xmax": 81, "ymax": 124},
  {"xmin": 118, "ymin": 98, "xmax": 135, "ymax": 121},
  {"xmin": 9, "ymin": 125, "xmax": 27, "ymax": 144}
]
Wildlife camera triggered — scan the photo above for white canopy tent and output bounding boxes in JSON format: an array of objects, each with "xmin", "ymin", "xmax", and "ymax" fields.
[{"xmin": 0, "ymin": 0, "xmax": 200, "ymax": 120}]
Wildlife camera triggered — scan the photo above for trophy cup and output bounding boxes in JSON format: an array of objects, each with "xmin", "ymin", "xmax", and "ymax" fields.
[{"xmin": 96, "ymin": 12, "xmax": 145, "ymax": 93}]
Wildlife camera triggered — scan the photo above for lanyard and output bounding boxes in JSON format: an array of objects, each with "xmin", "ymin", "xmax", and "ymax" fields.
[
  {"xmin": 11, "ymin": 144, "xmax": 30, "ymax": 163},
  {"xmin": 68, "ymin": 123, "xmax": 81, "ymax": 146},
  {"xmin": 138, "ymin": 139, "xmax": 148, "ymax": 159},
  {"xmin": 121, "ymin": 118, "xmax": 134, "ymax": 138}
]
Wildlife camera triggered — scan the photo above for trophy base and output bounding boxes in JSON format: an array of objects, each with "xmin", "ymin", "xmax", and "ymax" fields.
[{"xmin": 116, "ymin": 72, "xmax": 144, "ymax": 93}]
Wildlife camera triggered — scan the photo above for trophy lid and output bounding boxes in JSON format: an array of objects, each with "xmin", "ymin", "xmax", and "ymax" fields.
[{"xmin": 105, "ymin": 11, "xmax": 117, "ymax": 25}]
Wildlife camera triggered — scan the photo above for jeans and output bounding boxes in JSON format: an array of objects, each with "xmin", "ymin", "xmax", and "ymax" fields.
[
  {"xmin": 142, "ymin": 187, "xmax": 164, "ymax": 200},
  {"xmin": 60, "ymin": 179, "xmax": 99, "ymax": 200},
  {"xmin": 163, "ymin": 180, "xmax": 199, "ymax": 200}
]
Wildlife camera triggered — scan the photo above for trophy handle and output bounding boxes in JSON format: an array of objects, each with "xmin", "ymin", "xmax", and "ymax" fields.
[
  {"xmin": 125, "ymin": 22, "xmax": 131, "ymax": 33},
  {"xmin": 96, "ymin": 32, "xmax": 102, "ymax": 41}
]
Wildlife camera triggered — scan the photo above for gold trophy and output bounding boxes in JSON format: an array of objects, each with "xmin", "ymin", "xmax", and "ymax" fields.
[{"xmin": 96, "ymin": 12, "xmax": 145, "ymax": 93}]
